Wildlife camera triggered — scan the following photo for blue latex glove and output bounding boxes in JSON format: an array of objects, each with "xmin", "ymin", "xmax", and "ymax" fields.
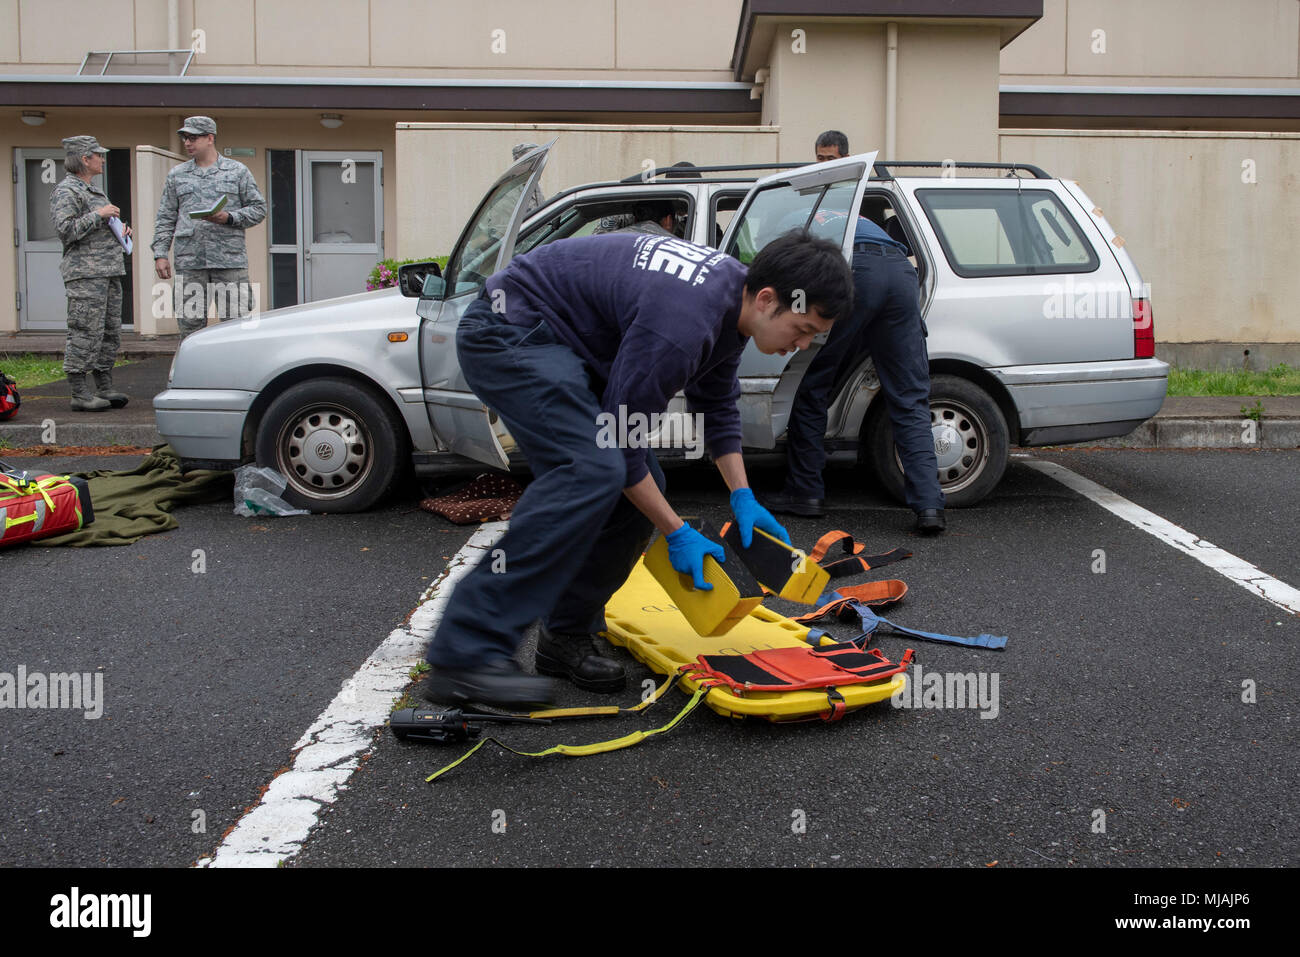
[
  {"xmin": 730, "ymin": 487, "xmax": 792, "ymax": 548},
  {"xmin": 665, "ymin": 523, "xmax": 726, "ymax": 591}
]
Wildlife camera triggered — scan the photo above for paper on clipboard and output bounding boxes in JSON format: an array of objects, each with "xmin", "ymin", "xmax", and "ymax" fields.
[{"xmin": 108, "ymin": 216, "xmax": 132, "ymax": 255}]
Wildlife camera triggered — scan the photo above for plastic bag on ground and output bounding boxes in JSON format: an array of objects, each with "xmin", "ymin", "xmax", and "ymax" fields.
[{"xmin": 233, "ymin": 465, "xmax": 310, "ymax": 517}]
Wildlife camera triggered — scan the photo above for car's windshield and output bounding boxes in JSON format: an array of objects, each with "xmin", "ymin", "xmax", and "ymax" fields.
[{"xmin": 442, "ymin": 166, "xmax": 536, "ymax": 297}]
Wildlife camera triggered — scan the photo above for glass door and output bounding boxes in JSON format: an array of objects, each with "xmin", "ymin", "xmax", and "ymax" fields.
[{"xmin": 301, "ymin": 151, "xmax": 383, "ymax": 302}]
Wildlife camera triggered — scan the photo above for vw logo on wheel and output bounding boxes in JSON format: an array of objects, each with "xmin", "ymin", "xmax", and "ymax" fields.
[
  {"xmin": 935, "ymin": 435, "xmax": 952, "ymax": 456},
  {"xmin": 315, "ymin": 442, "xmax": 335, "ymax": 460}
]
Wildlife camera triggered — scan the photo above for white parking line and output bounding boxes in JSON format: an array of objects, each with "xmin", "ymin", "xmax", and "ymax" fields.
[
  {"xmin": 197, "ymin": 521, "xmax": 508, "ymax": 868},
  {"xmin": 1025, "ymin": 458, "xmax": 1300, "ymax": 617}
]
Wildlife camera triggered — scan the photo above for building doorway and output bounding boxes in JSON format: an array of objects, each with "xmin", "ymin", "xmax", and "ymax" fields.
[{"xmin": 266, "ymin": 149, "xmax": 384, "ymax": 309}]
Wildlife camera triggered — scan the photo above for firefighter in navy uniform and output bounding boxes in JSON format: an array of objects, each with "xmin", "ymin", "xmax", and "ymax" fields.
[{"xmin": 422, "ymin": 230, "xmax": 854, "ymax": 708}]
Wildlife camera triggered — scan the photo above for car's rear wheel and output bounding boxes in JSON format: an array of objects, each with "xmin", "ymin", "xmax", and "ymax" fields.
[
  {"xmin": 865, "ymin": 374, "xmax": 1009, "ymax": 508},
  {"xmin": 255, "ymin": 378, "xmax": 402, "ymax": 513}
]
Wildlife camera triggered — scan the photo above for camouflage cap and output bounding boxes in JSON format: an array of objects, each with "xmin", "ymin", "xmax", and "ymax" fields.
[
  {"xmin": 62, "ymin": 135, "xmax": 109, "ymax": 156},
  {"xmin": 511, "ymin": 142, "xmax": 539, "ymax": 160},
  {"xmin": 178, "ymin": 116, "xmax": 217, "ymax": 136}
]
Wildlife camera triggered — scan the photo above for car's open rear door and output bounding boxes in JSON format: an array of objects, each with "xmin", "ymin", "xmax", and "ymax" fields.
[
  {"xmin": 418, "ymin": 142, "xmax": 554, "ymax": 469},
  {"xmin": 719, "ymin": 150, "xmax": 878, "ymax": 448}
]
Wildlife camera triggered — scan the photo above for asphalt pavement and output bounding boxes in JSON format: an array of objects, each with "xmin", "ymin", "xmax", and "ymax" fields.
[{"xmin": 2, "ymin": 448, "xmax": 1296, "ymax": 868}]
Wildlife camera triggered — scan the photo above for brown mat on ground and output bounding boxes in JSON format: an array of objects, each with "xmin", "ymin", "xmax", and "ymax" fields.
[{"xmin": 419, "ymin": 473, "xmax": 523, "ymax": 524}]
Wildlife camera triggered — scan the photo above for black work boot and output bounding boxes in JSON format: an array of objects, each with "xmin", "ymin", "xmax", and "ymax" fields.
[
  {"xmin": 764, "ymin": 490, "xmax": 826, "ymax": 518},
  {"xmin": 535, "ymin": 626, "xmax": 626, "ymax": 693},
  {"xmin": 67, "ymin": 373, "xmax": 110, "ymax": 412},
  {"xmin": 422, "ymin": 659, "xmax": 557, "ymax": 709},
  {"xmin": 92, "ymin": 369, "xmax": 129, "ymax": 408},
  {"xmin": 915, "ymin": 508, "xmax": 946, "ymax": 535}
]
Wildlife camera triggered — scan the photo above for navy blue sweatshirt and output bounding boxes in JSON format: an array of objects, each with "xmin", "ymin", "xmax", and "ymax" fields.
[{"xmin": 484, "ymin": 234, "xmax": 748, "ymax": 485}]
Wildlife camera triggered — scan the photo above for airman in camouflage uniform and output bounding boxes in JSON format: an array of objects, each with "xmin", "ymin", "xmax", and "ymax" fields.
[
  {"xmin": 152, "ymin": 117, "xmax": 267, "ymax": 338},
  {"xmin": 50, "ymin": 135, "xmax": 130, "ymax": 412}
]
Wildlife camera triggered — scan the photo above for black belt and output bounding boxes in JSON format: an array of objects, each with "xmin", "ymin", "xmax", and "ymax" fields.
[{"xmin": 853, "ymin": 241, "xmax": 907, "ymax": 257}]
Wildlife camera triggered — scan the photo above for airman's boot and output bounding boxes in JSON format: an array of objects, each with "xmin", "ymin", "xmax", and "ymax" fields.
[
  {"xmin": 67, "ymin": 373, "xmax": 110, "ymax": 412},
  {"xmin": 536, "ymin": 625, "xmax": 627, "ymax": 693},
  {"xmin": 92, "ymin": 369, "xmax": 129, "ymax": 408}
]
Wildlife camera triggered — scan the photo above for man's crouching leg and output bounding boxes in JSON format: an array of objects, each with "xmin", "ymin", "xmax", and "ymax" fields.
[
  {"xmin": 535, "ymin": 455, "xmax": 668, "ymax": 693},
  {"xmin": 421, "ymin": 304, "xmax": 633, "ymax": 707}
]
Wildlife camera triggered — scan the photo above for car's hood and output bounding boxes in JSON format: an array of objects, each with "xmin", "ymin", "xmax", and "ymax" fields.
[
  {"xmin": 168, "ymin": 286, "xmax": 423, "ymax": 392},
  {"xmin": 223, "ymin": 285, "xmax": 406, "ymax": 327}
]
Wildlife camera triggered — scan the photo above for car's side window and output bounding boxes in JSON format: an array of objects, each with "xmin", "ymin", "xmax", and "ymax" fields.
[
  {"xmin": 514, "ymin": 194, "xmax": 695, "ymax": 251},
  {"xmin": 915, "ymin": 188, "xmax": 1099, "ymax": 278},
  {"xmin": 711, "ymin": 192, "xmax": 746, "ymax": 249}
]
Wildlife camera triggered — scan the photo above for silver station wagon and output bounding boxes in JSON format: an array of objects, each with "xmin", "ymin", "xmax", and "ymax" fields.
[{"xmin": 155, "ymin": 143, "xmax": 1167, "ymax": 512}]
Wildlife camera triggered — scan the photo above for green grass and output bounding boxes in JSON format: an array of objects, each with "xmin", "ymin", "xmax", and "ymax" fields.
[
  {"xmin": 0, "ymin": 353, "xmax": 131, "ymax": 389},
  {"xmin": 1166, "ymin": 364, "xmax": 1300, "ymax": 397}
]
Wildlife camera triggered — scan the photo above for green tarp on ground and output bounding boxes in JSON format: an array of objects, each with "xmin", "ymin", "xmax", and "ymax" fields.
[{"xmin": 34, "ymin": 445, "xmax": 233, "ymax": 547}]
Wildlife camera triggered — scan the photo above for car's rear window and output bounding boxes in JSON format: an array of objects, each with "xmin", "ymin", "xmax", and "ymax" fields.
[{"xmin": 915, "ymin": 188, "xmax": 1099, "ymax": 278}]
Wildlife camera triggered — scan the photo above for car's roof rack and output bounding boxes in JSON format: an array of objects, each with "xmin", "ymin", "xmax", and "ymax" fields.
[
  {"xmin": 624, "ymin": 160, "xmax": 1052, "ymax": 182},
  {"xmin": 621, "ymin": 162, "xmax": 802, "ymax": 183},
  {"xmin": 873, "ymin": 160, "xmax": 1052, "ymax": 179}
]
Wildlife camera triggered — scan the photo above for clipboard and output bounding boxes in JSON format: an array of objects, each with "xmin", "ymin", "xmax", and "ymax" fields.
[{"xmin": 108, "ymin": 216, "xmax": 132, "ymax": 255}]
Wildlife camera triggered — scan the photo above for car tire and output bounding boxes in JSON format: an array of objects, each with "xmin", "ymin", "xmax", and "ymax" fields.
[
  {"xmin": 865, "ymin": 374, "xmax": 1009, "ymax": 509},
  {"xmin": 255, "ymin": 378, "xmax": 403, "ymax": 513}
]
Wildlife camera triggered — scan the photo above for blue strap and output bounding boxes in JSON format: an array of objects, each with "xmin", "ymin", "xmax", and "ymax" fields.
[
  {"xmin": 867, "ymin": 610, "xmax": 1008, "ymax": 650},
  {"xmin": 806, "ymin": 590, "xmax": 1007, "ymax": 650}
]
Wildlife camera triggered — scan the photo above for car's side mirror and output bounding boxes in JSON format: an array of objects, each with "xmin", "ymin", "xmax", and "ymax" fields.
[{"xmin": 398, "ymin": 261, "xmax": 442, "ymax": 298}]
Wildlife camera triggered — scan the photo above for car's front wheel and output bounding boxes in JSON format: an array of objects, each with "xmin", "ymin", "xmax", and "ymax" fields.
[
  {"xmin": 865, "ymin": 374, "xmax": 1010, "ymax": 508},
  {"xmin": 255, "ymin": 378, "xmax": 402, "ymax": 513}
]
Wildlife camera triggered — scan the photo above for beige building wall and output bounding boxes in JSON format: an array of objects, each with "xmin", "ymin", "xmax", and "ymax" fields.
[
  {"xmin": 131, "ymin": 144, "xmax": 184, "ymax": 335},
  {"xmin": 759, "ymin": 22, "xmax": 1000, "ymax": 162},
  {"xmin": 896, "ymin": 25, "xmax": 1001, "ymax": 161},
  {"xmin": 395, "ymin": 123, "xmax": 780, "ymax": 258},
  {"xmin": 999, "ymin": 129, "xmax": 1300, "ymax": 344},
  {"xmin": 1001, "ymin": 0, "xmax": 1300, "ymax": 84},
  {"xmin": 0, "ymin": 0, "xmax": 744, "ymax": 80}
]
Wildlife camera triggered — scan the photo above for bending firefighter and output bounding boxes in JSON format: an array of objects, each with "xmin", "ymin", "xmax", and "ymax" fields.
[{"xmin": 423, "ymin": 230, "xmax": 854, "ymax": 707}]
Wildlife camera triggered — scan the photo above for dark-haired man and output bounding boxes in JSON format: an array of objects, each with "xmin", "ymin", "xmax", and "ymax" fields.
[
  {"xmin": 424, "ymin": 230, "xmax": 854, "ymax": 708},
  {"xmin": 767, "ymin": 131, "xmax": 945, "ymax": 534}
]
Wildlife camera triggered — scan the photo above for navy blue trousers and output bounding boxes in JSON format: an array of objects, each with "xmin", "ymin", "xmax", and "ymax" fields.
[
  {"xmin": 783, "ymin": 244, "xmax": 944, "ymax": 511},
  {"xmin": 426, "ymin": 296, "xmax": 666, "ymax": 669}
]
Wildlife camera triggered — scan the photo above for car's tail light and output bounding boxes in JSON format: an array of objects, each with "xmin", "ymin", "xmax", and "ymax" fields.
[{"xmin": 1133, "ymin": 298, "xmax": 1154, "ymax": 358}]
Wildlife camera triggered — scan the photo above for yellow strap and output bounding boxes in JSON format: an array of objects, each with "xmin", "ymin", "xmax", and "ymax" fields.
[
  {"xmin": 1, "ymin": 473, "xmax": 65, "ymax": 513},
  {"xmin": 524, "ymin": 672, "xmax": 679, "ymax": 720},
  {"xmin": 425, "ymin": 688, "xmax": 707, "ymax": 783}
]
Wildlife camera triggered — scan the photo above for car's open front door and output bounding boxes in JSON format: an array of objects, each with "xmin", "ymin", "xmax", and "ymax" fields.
[
  {"xmin": 720, "ymin": 150, "xmax": 878, "ymax": 448},
  {"xmin": 417, "ymin": 142, "xmax": 554, "ymax": 468}
]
